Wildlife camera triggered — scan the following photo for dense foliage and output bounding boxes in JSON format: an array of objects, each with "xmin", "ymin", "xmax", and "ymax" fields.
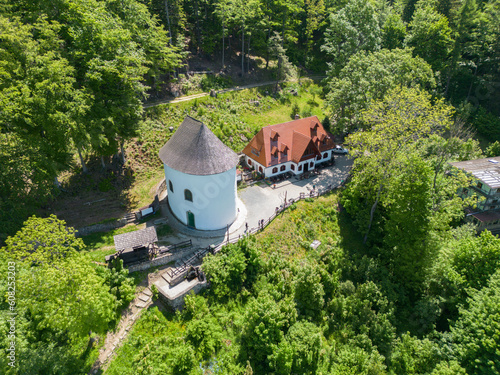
[
  {"xmin": 1, "ymin": 0, "xmax": 500, "ymax": 372},
  {"xmin": 0, "ymin": 216, "xmax": 135, "ymax": 374}
]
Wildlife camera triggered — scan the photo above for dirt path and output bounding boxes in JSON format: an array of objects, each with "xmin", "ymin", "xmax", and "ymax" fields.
[
  {"xmin": 88, "ymin": 270, "xmax": 166, "ymax": 374},
  {"xmin": 143, "ymin": 76, "xmax": 326, "ymax": 109}
]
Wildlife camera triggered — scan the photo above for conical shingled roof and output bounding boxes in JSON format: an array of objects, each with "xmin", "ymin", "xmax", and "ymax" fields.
[{"xmin": 159, "ymin": 116, "xmax": 239, "ymax": 175}]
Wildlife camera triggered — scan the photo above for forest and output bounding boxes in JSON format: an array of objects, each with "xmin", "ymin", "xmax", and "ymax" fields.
[{"xmin": 1, "ymin": 0, "xmax": 500, "ymax": 373}]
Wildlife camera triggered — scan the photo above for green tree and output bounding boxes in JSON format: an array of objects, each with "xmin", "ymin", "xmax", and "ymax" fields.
[
  {"xmin": 293, "ymin": 261, "xmax": 325, "ymax": 321},
  {"xmin": 269, "ymin": 321, "xmax": 322, "ymax": 374},
  {"xmin": 321, "ymin": 0, "xmax": 381, "ymax": 77},
  {"xmin": 327, "ymin": 281, "xmax": 396, "ymax": 358},
  {"xmin": 451, "ymin": 270, "xmax": 500, "ymax": 375},
  {"xmin": 343, "ymin": 87, "xmax": 454, "ymax": 243},
  {"xmin": 382, "ymin": 12, "xmax": 407, "ymax": 49},
  {"xmin": 405, "ymin": 2, "xmax": 454, "ymax": 74},
  {"xmin": 2, "ymin": 216, "xmax": 116, "ymax": 341},
  {"xmin": 389, "ymin": 333, "xmax": 441, "ymax": 374},
  {"xmin": 325, "ymin": 48, "xmax": 435, "ymax": 132},
  {"xmin": 240, "ymin": 291, "xmax": 297, "ymax": 372}
]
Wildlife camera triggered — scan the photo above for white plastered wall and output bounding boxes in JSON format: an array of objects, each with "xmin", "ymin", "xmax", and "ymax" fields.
[{"xmin": 165, "ymin": 165, "xmax": 237, "ymax": 230}]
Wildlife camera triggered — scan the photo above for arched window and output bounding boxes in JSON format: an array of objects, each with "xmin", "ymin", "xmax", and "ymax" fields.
[
  {"xmin": 248, "ymin": 159, "xmax": 252, "ymax": 165},
  {"xmin": 291, "ymin": 165, "xmax": 295, "ymax": 171},
  {"xmin": 259, "ymin": 166, "xmax": 263, "ymax": 173},
  {"xmin": 310, "ymin": 161, "xmax": 314, "ymax": 167},
  {"xmin": 323, "ymin": 153, "xmax": 327, "ymax": 158},
  {"xmin": 184, "ymin": 189, "xmax": 193, "ymax": 202},
  {"xmin": 280, "ymin": 165, "xmax": 286, "ymax": 171},
  {"xmin": 169, "ymin": 180, "xmax": 174, "ymax": 193},
  {"xmin": 272, "ymin": 167, "xmax": 278, "ymax": 173},
  {"xmin": 298, "ymin": 165, "xmax": 302, "ymax": 171},
  {"xmin": 316, "ymin": 155, "xmax": 322, "ymax": 160}
]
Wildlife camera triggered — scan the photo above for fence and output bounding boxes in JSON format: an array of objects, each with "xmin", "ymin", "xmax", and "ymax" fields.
[{"xmin": 166, "ymin": 182, "xmax": 344, "ymax": 277}]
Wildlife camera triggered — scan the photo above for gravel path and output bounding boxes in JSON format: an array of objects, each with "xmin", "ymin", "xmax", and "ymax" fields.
[{"xmin": 143, "ymin": 76, "xmax": 326, "ymax": 108}]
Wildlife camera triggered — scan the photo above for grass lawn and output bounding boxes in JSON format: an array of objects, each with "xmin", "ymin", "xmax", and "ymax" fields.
[{"xmin": 256, "ymin": 192, "xmax": 342, "ymax": 260}]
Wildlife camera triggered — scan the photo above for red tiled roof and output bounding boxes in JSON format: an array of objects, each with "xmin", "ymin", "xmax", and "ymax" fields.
[{"xmin": 242, "ymin": 116, "xmax": 335, "ymax": 167}]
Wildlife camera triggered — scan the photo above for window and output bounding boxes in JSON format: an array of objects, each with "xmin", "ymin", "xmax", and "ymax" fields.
[
  {"xmin": 280, "ymin": 165, "xmax": 286, "ymax": 172},
  {"xmin": 316, "ymin": 155, "xmax": 322, "ymax": 160},
  {"xmin": 298, "ymin": 165, "xmax": 302, "ymax": 171},
  {"xmin": 259, "ymin": 166, "xmax": 263, "ymax": 173},
  {"xmin": 310, "ymin": 161, "xmax": 314, "ymax": 167},
  {"xmin": 477, "ymin": 182, "xmax": 483, "ymax": 189},
  {"xmin": 248, "ymin": 159, "xmax": 252, "ymax": 165},
  {"xmin": 251, "ymin": 148, "xmax": 260, "ymax": 157},
  {"xmin": 323, "ymin": 153, "xmax": 327, "ymax": 158},
  {"xmin": 169, "ymin": 180, "xmax": 174, "ymax": 193},
  {"xmin": 291, "ymin": 165, "xmax": 295, "ymax": 171},
  {"xmin": 184, "ymin": 189, "xmax": 193, "ymax": 202},
  {"xmin": 272, "ymin": 167, "xmax": 278, "ymax": 173}
]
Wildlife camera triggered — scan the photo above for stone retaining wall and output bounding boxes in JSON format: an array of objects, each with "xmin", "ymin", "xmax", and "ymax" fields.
[
  {"xmin": 158, "ymin": 280, "xmax": 208, "ymax": 311},
  {"xmin": 127, "ymin": 248, "xmax": 190, "ymax": 273}
]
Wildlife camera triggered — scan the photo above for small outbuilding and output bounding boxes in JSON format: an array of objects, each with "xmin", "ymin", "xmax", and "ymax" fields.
[
  {"xmin": 106, "ymin": 226, "xmax": 158, "ymax": 266},
  {"xmin": 159, "ymin": 116, "xmax": 239, "ymax": 231}
]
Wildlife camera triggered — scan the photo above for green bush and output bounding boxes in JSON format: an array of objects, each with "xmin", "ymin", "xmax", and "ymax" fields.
[
  {"xmin": 200, "ymin": 74, "xmax": 233, "ymax": 91},
  {"xmin": 98, "ymin": 177, "xmax": 113, "ymax": 192}
]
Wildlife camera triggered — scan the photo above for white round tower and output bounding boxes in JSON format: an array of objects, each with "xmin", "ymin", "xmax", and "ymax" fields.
[{"xmin": 159, "ymin": 117, "xmax": 239, "ymax": 230}]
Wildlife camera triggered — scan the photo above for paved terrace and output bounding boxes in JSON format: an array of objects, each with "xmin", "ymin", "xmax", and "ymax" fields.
[
  {"xmin": 239, "ymin": 154, "xmax": 352, "ymax": 231},
  {"xmin": 158, "ymin": 154, "xmax": 352, "ymax": 242}
]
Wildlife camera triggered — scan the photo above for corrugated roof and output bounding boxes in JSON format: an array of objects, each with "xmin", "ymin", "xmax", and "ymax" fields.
[
  {"xmin": 450, "ymin": 156, "xmax": 500, "ymax": 189},
  {"xmin": 470, "ymin": 210, "xmax": 500, "ymax": 223},
  {"xmin": 242, "ymin": 116, "xmax": 334, "ymax": 167},
  {"xmin": 113, "ymin": 227, "xmax": 158, "ymax": 252},
  {"xmin": 159, "ymin": 116, "xmax": 239, "ymax": 175}
]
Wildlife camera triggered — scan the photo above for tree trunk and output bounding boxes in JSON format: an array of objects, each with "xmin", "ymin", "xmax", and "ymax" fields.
[
  {"xmin": 195, "ymin": 1, "xmax": 200, "ymax": 54},
  {"xmin": 241, "ymin": 24, "xmax": 245, "ymax": 75},
  {"xmin": 78, "ymin": 146, "xmax": 88, "ymax": 173},
  {"xmin": 247, "ymin": 32, "xmax": 251, "ymax": 73},
  {"xmin": 165, "ymin": 0, "xmax": 172, "ymax": 45},
  {"xmin": 364, "ymin": 183, "xmax": 383, "ymax": 244},
  {"xmin": 466, "ymin": 63, "xmax": 478, "ymax": 102},
  {"xmin": 120, "ymin": 141, "xmax": 126, "ymax": 164},
  {"xmin": 54, "ymin": 176, "xmax": 61, "ymax": 190},
  {"xmin": 222, "ymin": 23, "xmax": 225, "ymax": 68},
  {"xmin": 101, "ymin": 156, "xmax": 106, "ymax": 169},
  {"xmin": 266, "ymin": 21, "xmax": 271, "ymax": 70}
]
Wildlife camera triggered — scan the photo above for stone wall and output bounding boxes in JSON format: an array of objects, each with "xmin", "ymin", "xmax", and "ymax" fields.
[
  {"xmin": 158, "ymin": 280, "xmax": 208, "ymax": 311},
  {"xmin": 127, "ymin": 248, "xmax": 189, "ymax": 273}
]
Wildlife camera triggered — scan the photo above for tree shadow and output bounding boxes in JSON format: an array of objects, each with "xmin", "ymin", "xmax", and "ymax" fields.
[{"xmin": 42, "ymin": 156, "xmax": 138, "ymax": 229}]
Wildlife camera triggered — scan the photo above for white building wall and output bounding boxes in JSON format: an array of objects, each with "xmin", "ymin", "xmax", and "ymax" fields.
[{"xmin": 164, "ymin": 165, "xmax": 237, "ymax": 230}]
